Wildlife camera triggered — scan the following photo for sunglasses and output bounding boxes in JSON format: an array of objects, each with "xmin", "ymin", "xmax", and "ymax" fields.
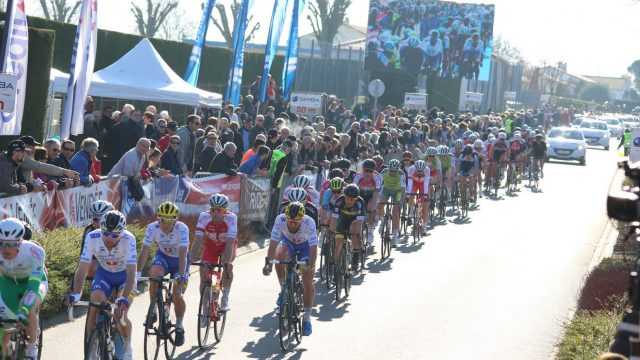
[
  {"xmin": 0, "ymin": 241, "xmax": 19, "ymax": 248},
  {"xmin": 286, "ymin": 219, "xmax": 302, "ymax": 225},
  {"xmin": 210, "ymin": 207, "xmax": 226, "ymax": 214},
  {"xmin": 159, "ymin": 217, "xmax": 176, "ymax": 223},
  {"xmin": 102, "ymin": 231, "xmax": 120, "ymax": 239},
  {"xmin": 158, "ymin": 126, "xmax": 167, "ymax": 129},
  {"xmin": 92, "ymin": 217, "xmax": 100, "ymax": 222},
  {"xmin": 62, "ymin": 147, "xmax": 74, "ymax": 152}
]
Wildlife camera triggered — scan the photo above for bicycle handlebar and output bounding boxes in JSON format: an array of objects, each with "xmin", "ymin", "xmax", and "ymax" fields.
[
  {"xmin": 138, "ymin": 276, "xmax": 177, "ymax": 283},
  {"xmin": 68, "ymin": 301, "xmax": 126, "ymax": 327}
]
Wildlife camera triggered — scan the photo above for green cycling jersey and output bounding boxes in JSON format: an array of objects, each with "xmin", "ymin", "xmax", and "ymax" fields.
[{"xmin": 380, "ymin": 168, "xmax": 406, "ymax": 191}]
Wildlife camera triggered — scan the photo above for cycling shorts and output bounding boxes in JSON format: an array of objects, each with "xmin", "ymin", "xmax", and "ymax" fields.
[
  {"xmin": 361, "ymin": 191, "xmax": 374, "ymax": 207},
  {"xmin": 335, "ymin": 214, "xmax": 362, "ymax": 235},
  {"xmin": 202, "ymin": 239, "xmax": 238, "ymax": 264},
  {"xmin": 380, "ymin": 188, "xmax": 403, "ymax": 204},
  {"xmin": 410, "ymin": 183, "xmax": 430, "ymax": 201},
  {"xmin": 279, "ymin": 236, "xmax": 310, "ymax": 262},
  {"xmin": 152, "ymin": 251, "xmax": 190, "ymax": 280},
  {"xmin": 91, "ymin": 267, "xmax": 126, "ymax": 299},
  {"xmin": 0, "ymin": 276, "xmax": 48, "ymax": 319}
]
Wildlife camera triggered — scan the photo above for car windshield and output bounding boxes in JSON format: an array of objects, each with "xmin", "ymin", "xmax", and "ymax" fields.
[
  {"xmin": 548, "ymin": 129, "xmax": 584, "ymax": 140},
  {"xmin": 605, "ymin": 119, "xmax": 620, "ymax": 125},
  {"xmin": 580, "ymin": 121, "xmax": 607, "ymax": 130}
]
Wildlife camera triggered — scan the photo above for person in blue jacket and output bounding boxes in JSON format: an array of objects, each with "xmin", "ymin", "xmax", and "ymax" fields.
[
  {"xmin": 70, "ymin": 137, "xmax": 99, "ymax": 186},
  {"xmin": 239, "ymin": 145, "xmax": 270, "ymax": 176}
]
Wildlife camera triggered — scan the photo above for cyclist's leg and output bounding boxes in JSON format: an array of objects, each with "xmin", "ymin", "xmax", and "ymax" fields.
[
  {"xmin": 220, "ymin": 239, "xmax": 238, "ymax": 308},
  {"xmin": 349, "ymin": 220, "xmax": 364, "ymax": 266},
  {"xmin": 86, "ymin": 267, "xmax": 114, "ymax": 339},
  {"xmin": 165, "ymin": 254, "xmax": 188, "ymax": 327},
  {"xmin": 0, "ymin": 278, "xmax": 21, "ymax": 356},
  {"xmin": 391, "ymin": 192, "xmax": 402, "ymax": 243},
  {"xmin": 24, "ymin": 282, "xmax": 46, "ymax": 357},
  {"xmin": 421, "ymin": 188, "xmax": 429, "ymax": 232},
  {"xmin": 274, "ymin": 240, "xmax": 293, "ymax": 292},
  {"xmin": 148, "ymin": 252, "xmax": 168, "ymax": 301},
  {"xmin": 333, "ymin": 217, "xmax": 350, "ymax": 264}
]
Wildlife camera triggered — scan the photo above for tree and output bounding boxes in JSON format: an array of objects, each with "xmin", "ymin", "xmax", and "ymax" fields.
[
  {"xmin": 628, "ymin": 60, "xmax": 640, "ymax": 90},
  {"xmin": 131, "ymin": 0, "xmax": 179, "ymax": 38},
  {"xmin": 580, "ymin": 83, "xmax": 610, "ymax": 102},
  {"xmin": 158, "ymin": 7, "xmax": 195, "ymax": 41},
  {"xmin": 38, "ymin": 0, "xmax": 81, "ymax": 23},
  {"xmin": 307, "ymin": 0, "xmax": 352, "ymax": 58},
  {"xmin": 209, "ymin": 1, "xmax": 260, "ymax": 49},
  {"xmin": 492, "ymin": 36, "xmax": 525, "ymax": 64}
]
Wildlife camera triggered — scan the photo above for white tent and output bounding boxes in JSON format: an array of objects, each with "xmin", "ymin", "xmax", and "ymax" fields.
[{"xmin": 49, "ymin": 38, "xmax": 222, "ymax": 107}]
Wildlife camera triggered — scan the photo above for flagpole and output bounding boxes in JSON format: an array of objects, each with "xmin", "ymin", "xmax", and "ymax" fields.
[{"xmin": 0, "ymin": 0, "xmax": 15, "ymax": 71}]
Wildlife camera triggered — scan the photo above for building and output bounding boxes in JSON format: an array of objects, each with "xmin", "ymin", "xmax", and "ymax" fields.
[
  {"xmin": 298, "ymin": 19, "xmax": 367, "ymax": 53},
  {"xmin": 583, "ymin": 75, "xmax": 632, "ymax": 101}
]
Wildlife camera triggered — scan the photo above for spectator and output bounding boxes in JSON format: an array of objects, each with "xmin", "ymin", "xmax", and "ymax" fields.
[
  {"xmin": 98, "ymin": 105, "xmax": 114, "ymax": 142},
  {"xmin": 239, "ymin": 145, "xmax": 270, "ymax": 176},
  {"xmin": 299, "ymin": 136, "xmax": 318, "ymax": 173},
  {"xmin": 112, "ymin": 111, "xmax": 122, "ymax": 124},
  {"xmin": 143, "ymin": 111, "xmax": 155, "ymax": 139},
  {"xmin": 269, "ymin": 139, "xmax": 293, "ymax": 190},
  {"xmin": 193, "ymin": 125, "xmax": 212, "ymax": 172},
  {"xmin": 228, "ymin": 121, "xmax": 244, "ymax": 165},
  {"xmin": 241, "ymin": 138, "xmax": 267, "ymax": 165},
  {"xmin": 121, "ymin": 103, "xmax": 134, "ymax": 123},
  {"xmin": 243, "ymin": 95, "xmax": 256, "ymax": 118},
  {"xmin": 90, "ymin": 149, "xmax": 101, "ymax": 183},
  {"xmin": 345, "ymin": 122, "xmax": 360, "ymax": 160},
  {"xmin": 32, "ymin": 147, "xmax": 56, "ymax": 191},
  {"xmin": 107, "ymin": 138, "xmax": 151, "ymax": 179},
  {"xmin": 176, "ymin": 114, "xmax": 201, "ymax": 172},
  {"xmin": 160, "ymin": 135, "xmax": 184, "ymax": 175},
  {"xmin": 208, "ymin": 142, "xmax": 238, "ymax": 176},
  {"xmin": 151, "ymin": 119, "xmax": 167, "ymax": 141},
  {"xmin": 241, "ymin": 118, "xmax": 253, "ymax": 151},
  {"xmin": 264, "ymin": 106, "xmax": 275, "ymax": 130},
  {"xmin": 158, "ymin": 121, "xmax": 178, "ymax": 153},
  {"xmin": 249, "ymin": 76, "xmax": 261, "ymax": 103},
  {"xmin": 70, "ymin": 137, "xmax": 99, "ymax": 186},
  {"xmin": 195, "ymin": 130, "xmax": 218, "ymax": 173},
  {"xmin": 146, "ymin": 149, "xmax": 170, "ymax": 178},
  {"xmin": 218, "ymin": 118, "xmax": 234, "ymax": 145},
  {"xmin": 106, "ymin": 107, "xmax": 144, "ymax": 172},
  {"xmin": 250, "ymin": 115, "xmax": 266, "ymax": 145},
  {"xmin": 42, "ymin": 139, "xmax": 72, "ymax": 190},
  {"xmin": 0, "ymin": 140, "xmax": 28, "ymax": 195},
  {"xmin": 19, "ymin": 135, "xmax": 78, "ymax": 183}
]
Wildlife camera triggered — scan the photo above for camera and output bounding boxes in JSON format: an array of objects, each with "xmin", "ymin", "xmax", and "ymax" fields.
[{"xmin": 608, "ymin": 161, "xmax": 640, "ymax": 222}]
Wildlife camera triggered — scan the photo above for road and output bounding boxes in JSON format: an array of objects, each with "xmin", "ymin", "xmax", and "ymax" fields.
[{"xmin": 43, "ymin": 141, "xmax": 620, "ymax": 360}]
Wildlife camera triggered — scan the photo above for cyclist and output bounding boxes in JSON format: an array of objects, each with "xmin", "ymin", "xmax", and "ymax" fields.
[
  {"xmin": 338, "ymin": 158, "xmax": 356, "ymax": 184},
  {"xmin": 530, "ymin": 134, "xmax": 547, "ymax": 178},
  {"xmin": 81, "ymin": 200, "xmax": 115, "ymax": 278},
  {"xmin": 330, "ymin": 184, "xmax": 366, "ymax": 269},
  {"xmin": 508, "ymin": 132, "xmax": 525, "ymax": 184},
  {"xmin": 451, "ymin": 139, "xmax": 464, "ymax": 158},
  {"xmin": 283, "ymin": 175, "xmax": 320, "ymax": 207},
  {"xmin": 322, "ymin": 177, "xmax": 344, "ymax": 233},
  {"xmin": 0, "ymin": 218, "xmax": 47, "ymax": 360},
  {"xmin": 472, "ymin": 139, "xmax": 486, "ymax": 197},
  {"xmin": 438, "ymin": 145, "xmax": 454, "ymax": 202},
  {"xmin": 136, "ymin": 202, "xmax": 189, "ymax": 346},
  {"xmin": 352, "ymin": 159, "xmax": 381, "ymax": 245},
  {"xmin": 69, "ymin": 211, "xmax": 136, "ymax": 360},
  {"xmin": 264, "ymin": 202, "xmax": 317, "ymax": 336},
  {"xmin": 279, "ymin": 187, "xmax": 319, "ymax": 227},
  {"xmin": 190, "ymin": 194, "xmax": 237, "ymax": 313},
  {"xmin": 486, "ymin": 132, "xmax": 510, "ymax": 187},
  {"xmin": 406, "ymin": 160, "xmax": 430, "ymax": 236},
  {"xmin": 456, "ymin": 145, "xmax": 479, "ymax": 200},
  {"xmin": 373, "ymin": 155, "xmax": 386, "ymax": 173},
  {"xmin": 377, "ymin": 159, "xmax": 406, "ymax": 247},
  {"xmin": 423, "ymin": 147, "xmax": 442, "ymax": 203}
]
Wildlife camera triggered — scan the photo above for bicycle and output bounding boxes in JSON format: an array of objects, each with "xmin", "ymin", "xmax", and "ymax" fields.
[
  {"xmin": 319, "ymin": 231, "xmax": 336, "ymax": 290},
  {"xmin": 0, "ymin": 316, "xmax": 43, "ymax": 360},
  {"xmin": 406, "ymin": 193, "xmax": 423, "ymax": 244},
  {"xmin": 140, "ymin": 276, "xmax": 178, "ymax": 360},
  {"xmin": 267, "ymin": 254, "xmax": 306, "ymax": 352},
  {"xmin": 437, "ymin": 179, "xmax": 448, "ymax": 220},
  {"xmin": 459, "ymin": 174, "xmax": 472, "ymax": 218},
  {"xmin": 358, "ymin": 212, "xmax": 372, "ymax": 272},
  {"xmin": 191, "ymin": 262, "xmax": 227, "ymax": 350},
  {"xmin": 450, "ymin": 177, "xmax": 460, "ymax": 210},
  {"xmin": 68, "ymin": 300, "xmax": 125, "ymax": 360},
  {"xmin": 531, "ymin": 158, "xmax": 541, "ymax": 190},
  {"xmin": 379, "ymin": 201, "xmax": 395, "ymax": 259},
  {"xmin": 333, "ymin": 232, "xmax": 352, "ymax": 301},
  {"xmin": 494, "ymin": 161, "xmax": 507, "ymax": 197}
]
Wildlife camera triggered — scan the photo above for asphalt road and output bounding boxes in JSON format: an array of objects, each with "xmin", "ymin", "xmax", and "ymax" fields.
[{"xmin": 42, "ymin": 141, "xmax": 620, "ymax": 360}]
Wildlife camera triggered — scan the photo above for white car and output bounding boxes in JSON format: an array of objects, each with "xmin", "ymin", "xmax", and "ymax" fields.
[
  {"xmin": 546, "ymin": 127, "xmax": 587, "ymax": 165},
  {"xmin": 600, "ymin": 117, "xmax": 622, "ymax": 139},
  {"xmin": 579, "ymin": 120, "xmax": 610, "ymax": 150}
]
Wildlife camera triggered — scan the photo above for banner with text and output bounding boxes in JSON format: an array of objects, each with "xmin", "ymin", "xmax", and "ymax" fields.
[
  {"xmin": 240, "ymin": 176, "xmax": 271, "ymax": 221},
  {"xmin": 56, "ymin": 178, "xmax": 121, "ymax": 228},
  {"xmin": 404, "ymin": 93, "xmax": 428, "ymax": 111},
  {"xmin": 290, "ymin": 92, "xmax": 323, "ymax": 117}
]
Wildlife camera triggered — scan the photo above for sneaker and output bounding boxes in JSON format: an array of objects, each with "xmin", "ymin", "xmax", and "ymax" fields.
[
  {"xmin": 199, "ymin": 315, "xmax": 208, "ymax": 328},
  {"xmin": 219, "ymin": 298, "xmax": 230, "ymax": 312},
  {"xmin": 302, "ymin": 320, "xmax": 312, "ymax": 336},
  {"xmin": 144, "ymin": 312, "xmax": 157, "ymax": 327},
  {"xmin": 175, "ymin": 328, "xmax": 185, "ymax": 346}
]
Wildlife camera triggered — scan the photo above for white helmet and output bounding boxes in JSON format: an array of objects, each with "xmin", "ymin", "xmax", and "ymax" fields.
[
  {"xmin": 498, "ymin": 132, "xmax": 507, "ymax": 139},
  {"xmin": 209, "ymin": 193, "xmax": 229, "ymax": 208},
  {"xmin": 0, "ymin": 218, "xmax": 25, "ymax": 241},
  {"xmin": 287, "ymin": 187, "xmax": 308, "ymax": 202},
  {"xmin": 488, "ymin": 134, "xmax": 496, "ymax": 141},
  {"xmin": 439, "ymin": 145, "xmax": 449, "ymax": 155},
  {"xmin": 473, "ymin": 139, "xmax": 483, "ymax": 148},
  {"xmin": 468, "ymin": 134, "xmax": 478, "ymax": 141},
  {"xmin": 427, "ymin": 147, "xmax": 438, "ymax": 156},
  {"xmin": 100, "ymin": 210, "xmax": 126, "ymax": 234},
  {"xmin": 90, "ymin": 200, "xmax": 114, "ymax": 217},
  {"xmin": 293, "ymin": 175, "xmax": 311, "ymax": 189},
  {"xmin": 454, "ymin": 139, "xmax": 464, "ymax": 148},
  {"xmin": 513, "ymin": 133, "xmax": 522, "ymax": 141},
  {"xmin": 414, "ymin": 160, "xmax": 427, "ymax": 171},
  {"xmin": 529, "ymin": 130, "xmax": 536, "ymax": 137}
]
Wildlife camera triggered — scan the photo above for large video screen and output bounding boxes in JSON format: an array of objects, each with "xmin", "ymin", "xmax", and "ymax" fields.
[{"xmin": 365, "ymin": 0, "xmax": 495, "ymax": 81}]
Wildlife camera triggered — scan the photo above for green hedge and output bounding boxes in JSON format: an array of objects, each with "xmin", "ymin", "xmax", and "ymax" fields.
[{"xmin": 36, "ymin": 224, "xmax": 149, "ymax": 319}]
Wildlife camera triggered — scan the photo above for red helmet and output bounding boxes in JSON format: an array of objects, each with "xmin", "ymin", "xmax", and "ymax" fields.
[
  {"xmin": 373, "ymin": 155, "xmax": 384, "ymax": 166},
  {"xmin": 402, "ymin": 151, "xmax": 413, "ymax": 159}
]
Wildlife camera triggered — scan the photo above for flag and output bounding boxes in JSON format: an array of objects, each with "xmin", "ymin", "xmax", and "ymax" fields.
[
  {"xmin": 0, "ymin": 0, "xmax": 29, "ymax": 135},
  {"xmin": 282, "ymin": 0, "xmax": 307, "ymax": 100},
  {"xmin": 224, "ymin": 0, "xmax": 253, "ymax": 106},
  {"xmin": 60, "ymin": 0, "xmax": 98, "ymax": 140},
  {"xmin": 259, "ymin": 0, "xmax": 291, "ymax": 103},
  {"xmin": 184, "ymin": 0, "xmax": 216, "ymax": 86}
]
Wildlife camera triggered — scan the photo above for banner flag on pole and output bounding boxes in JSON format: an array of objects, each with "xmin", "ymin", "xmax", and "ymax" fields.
[
  {"xmin": 258, "ymin": 0, "xmax": 291, "ymax": 103},
  {"xmin": 60, "ymin": 0, "xmax": 98, "ymax": 140},
  {"xmin": 0, "ymin": 0, "xmax": 28, "ymax": 135},
  {"xmin": 224, "ymin": 0, "xmax": 253, "ymax": 106},
  {"xmin": 184, "ymin": 0, "xmax": 216, "ymax": 86},
  {"xmin": 282, "ymin": 0, "xmax": 306, "ymax": 100}
]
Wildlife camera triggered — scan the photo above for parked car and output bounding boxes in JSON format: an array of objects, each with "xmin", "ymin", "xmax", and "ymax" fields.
[
  {"xmin": 600, "ymin": 117, "xmax": 622, "ymax": 139},
  {"xmin": 579, "ymin": 120, "xmax": 610, "ymax": 150},
  {"xmin": 571, "ymin": 117, "xmax": 584, "ymax": 128},
  {"xmin": 545, "ymin": 127, "xmax": 587, "ymax": 165}
]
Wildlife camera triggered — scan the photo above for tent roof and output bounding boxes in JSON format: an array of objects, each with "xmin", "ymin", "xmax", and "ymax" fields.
[{"xmin": 50, "ymin": 38, "xmax": 222, "ymax": 107}]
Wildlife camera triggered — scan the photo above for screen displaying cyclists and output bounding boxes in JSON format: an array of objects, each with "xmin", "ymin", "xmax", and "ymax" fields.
[{"xmin": 365, "ymin": 0, "xmax": 495, "ymax": 81}]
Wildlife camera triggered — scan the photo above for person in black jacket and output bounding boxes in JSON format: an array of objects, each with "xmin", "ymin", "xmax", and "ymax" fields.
[
  {"xmin": 208, "ymin": 142, "xmax": 238, "ymax": 176},
  {"xmin": 160, "ymin": 135, "xmax": 184, "ymax": 175},
  {"xmin": 197, "ymin": 132, "xmax": 218, "ymax": 174},
  {"xmin": 228, "ymin": 121, "xmax": 244, "ymax": 166},
  {"xmin": 104, "ymin": 111, "xmax": 143, "ymax": 173}
]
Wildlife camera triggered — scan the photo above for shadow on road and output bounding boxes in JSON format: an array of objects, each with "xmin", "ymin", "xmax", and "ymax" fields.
[
  {"xmin": 366, "ymin": 258, "xmax": 394, "ymax": 274},
  {"xmin": 175, "ymin": 346, "xmax": 216, "ymax": 359},
  {"xmin": 451, "ymin": 217, "xmax": 472, "ymax": 225},
  {"xmin": 396, "ymin": 242, "xmax": 424, "ymax": 254},
  {"xmin": 241, "ymin": 312, "xmax": 309, "ymax": 359}
]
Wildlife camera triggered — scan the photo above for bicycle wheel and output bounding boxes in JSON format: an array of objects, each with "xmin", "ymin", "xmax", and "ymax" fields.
[
  {"xmin": 412, "ymin": 205, "xmax": 420, "ymax": 244},
  {"xmin": 164, "ymin": 296, "xmax": 177, "ymax": 360},
  {"xmin": 292, "ymin": 277, "xmax": 303, "ymax": 344},
  {"xmin": 197, "ymin": 285, "xmax": 214, "ymax": 350},
  {"xmin": 360, "ymin": 226, "xmax": 368, "ymax": 271},
  {"xmin": 37, "ymin": 315, "xmax": 43, "ymax": 359},
  {"xmin": 324, "ymin": 238, "xmax": 335, "ymax": 290},
  {"xmin": 144, "ymin": 298, "xmax": 162, "ymax": 360},
  {"xmin": 278, "ymin": 288, "xmax": 293, "ymax": 352},
  {"xmin": 335, "ymin": 246, "xmax": 345, "ymax": 301},
  {"xmin": 493, "ymin": 167, "xmax": 501, "ymax": 197},
  {"xmin": 343, "ymin": 243, "xmax": 352, "ymax": 298},
  {"xmin": 461, "ymin": 181, "xmax": 468, "ymax": 218},
  {"xmin": 381, "ymin": 214, "xmax": 390, "ymax": 259},
  {"xmin": 213, "ymin": 285, "xmax": 227, "ymax": 343},
  {"xmin": 84, "ymin": 328, "xmax": 105, "ymax": 360},
  {"xmin": 318, "ymin": 232, "xmax": 326, "ymax": 280}
]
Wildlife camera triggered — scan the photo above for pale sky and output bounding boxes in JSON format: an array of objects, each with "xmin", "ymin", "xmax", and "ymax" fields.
[{"xmin": 24, "ymin": 0, "xmax": 640, "ymax": 78}]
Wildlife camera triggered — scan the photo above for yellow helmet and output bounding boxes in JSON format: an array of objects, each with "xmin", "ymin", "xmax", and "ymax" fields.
[
  {"xmin": 285, "ymin": 202, "xmax": 305, "ymax": 221},
  {"xmin": 157, "ymin": 202, "xmax": 179, "ymax": 218}
]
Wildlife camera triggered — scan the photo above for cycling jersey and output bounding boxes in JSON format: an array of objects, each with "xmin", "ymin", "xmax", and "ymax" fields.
[
  {"xmin": 332, "ymin": 195, "xmax": 366, "ymax": 221},
  {"xmin": 283, "ymin": 185, "xmax": 320, "ymax": 207},
  {"xmin": 80, "ymin": 230, "xmax": 137, "ymax": 273},
  {"xmin": 196, "ymin": 211, "xmax": 238, "ymax": 263},
  {"xmin": 279, "ymin": 200, "xmax": 319, "ymax": 227},
  {"xmin": 438, "ymin": 155, "xmax": 453, "ymax": 170},
  {"xmin": 458, "ymin": 154, "xmax": 479, "ymax": 175},
  {"xmin": 271, "ymin": 214, "xmax": 318, "ymax": 246},
  {"xmin": 406, "ymin": 165, "xmax": 431, "ymax": 196},
  {"xmin": 353, "ymin": 172, "xmax": 382, "ymax": 195},
  {"xmin": 509, "ymin": 140, "xmax": 524, "ymax": 159},
  {"xmin": 531, "ymin": 141, "xmax": 547, "ymax": 158},
  {"xmin": 380, "ymin": 168, "xmax": 406, "ymax": 191},
  {"xmin": 322, "ymin": 190, "xmax": 340, "ymax": 211},
  {"xmin": 143, "ymin": 221, "xmax": 190, "ymax": 258},
  {"xmin": 491, "ymin": 140, "xmax": 509, "ymax": 160},
  {"xmin": 0, "ymin": 241, "xmax": 47, "ymax": 316},
  {"xmin": 426, "ymin": 158, "xmax": 442, "ymax": 178}
]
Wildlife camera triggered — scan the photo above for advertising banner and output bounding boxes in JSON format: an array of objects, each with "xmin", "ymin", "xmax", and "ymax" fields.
[
  {"xmin": 465, "ymin": 91, "xmax": 484, "ymax": 105},
  {"xmin": 290, "ymin": 92, "xmax": 323, "ymax": 116},
  {"xmin": 0, "ymin": 191, "xmax": 55, "ymax": 233},
  {"xmin": 120, "ymin": 177, "xmax": 154, "ymax": 219},
  {"xmin": 504, "ymin": 91, "xmax": 517, "ymax": 101},
  {"xmin": 364, "ymin": 0, "xmax": 495, "ymax": 81},
  {"xmin": 404, "ymin": 93, "xmax": 428, "ymax": 111},
  {"xmin": 177, "ymin": 174, "xmax": 241, "ymax": 215},
  {"xmin": 239, "ymin": 176, "xmax": 271, "ymax": 221},
  {"xmin": 56, "ymin": 178, "xmax": 121, "ymax": 227}
]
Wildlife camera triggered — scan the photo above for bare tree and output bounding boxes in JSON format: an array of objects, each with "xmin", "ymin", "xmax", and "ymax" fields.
[
  {"xmin": 492, "ymin": 36, "xmax": 525, "ymax": 64},
  {"xmin": 307, "ymin": 0, "xmax": 351, "ymax": 59},
  {"xmin": 209, "ymin": 0, "xmax": 260, "ymax": 48},
  {"xmin": 158, "ymin": 7, "xmax": 196, "ymax": 41},
  {"xmin": 38, "ymin": 0, "xmax": 81, "ymax": 23},
  {"xmin": 131, "ymin": 0, "xmax": 179, "ymax": 38}
]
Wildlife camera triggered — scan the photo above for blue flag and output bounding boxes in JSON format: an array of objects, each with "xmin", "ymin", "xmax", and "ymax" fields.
[
  {"xmin": 225, "ymin": 0, "xmax": 253, "ymax": 106},
  {"xmin": 282, "ymin": 0, "xmax": 307, "ymax": 100},
  {"xmin": 259, "ymin": 0, "xmax": 291, "ymax": 103},
  {"xmin": 184, "ymin": 0, "xmax": 216, "ymax": 86}
]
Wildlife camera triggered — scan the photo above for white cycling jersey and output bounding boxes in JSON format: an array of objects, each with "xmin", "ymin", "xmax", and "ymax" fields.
[
  {"xmin": 406, "ymin": 165, "xmax": 431, "ymax": 191},
  {"xmin": 80, "ymin": 229, "xmax": 137, "ymax": 272},
  {"xmin": 143, "ymin": 221, "xmax": 189, "ymax": 257},
  {"xmin": 271, "ymin": 214, "xmax": 318, "ymax": 246},
  {"xmin": 0, "ymin": 241, "xmax": 45, "ymax": 281}
]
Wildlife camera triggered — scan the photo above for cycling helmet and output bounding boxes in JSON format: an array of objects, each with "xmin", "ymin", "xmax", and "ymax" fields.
[
  {"xmin": 383, "ymin": 41, "xmax": 395, "ymax": 52},
  {"xmin": 285, "ymin": 202, "xmax": 305, "ymax": 221},
  {"xmin": 343, "ymin": 184, "xmax": 360, "ymax": 198},
  {"xmin": 529, "ymin": 130, "xmax": 536, "ymax": 137},
  {"xmin": 454, "ymin": 139, "xmax": 463, "ymax": 148},
  {"xmin": 513, "ymin": 133, "xmax": 522, "ymax": 141},
  {"xmin": 338, "ymin": 158, "xmax": 352, "ymax": 170},
  {"xmin": 372, "ymin": 155, "xmax": 384, "ymax": 167},
  {"xmin": 488, "ymin": 134, "xmax": 496, "ymax": 141},
  {"xmin": 407, "ymin": 36, "xmax": 420, "ymax": 48},
  {"xmin": 0, "ymin": 218, "xmax": 25, "ymax": 241},
  {"xmin": 473, "ymin": 139, "xmax": 483, "ymax": 148},
  {"xmin": 435, "ymin": 118, "xmax": 442, "ymax": 125},
  {"xmin": 209, "ymin": 193, "xmax": 229, "ymax": 208},
  {"xmin": 427, "ymin": 147, "xmax": 438, "ymax": 156},
  {"xmin": 293, "ymin": 175, "xmax": 311, "ymax": 189},
  {"xmin": 157, "ymin": 202, "xmax": 179, "ymax": 218},
  {"xmin": 439, "ymin": 145, "xmax": 449, "ymax": 155},
  {"xmin": 100, "ymin": 210, "xmax": 126, "ymax": 234},
  {"xmin": 388, "ymin": 159, "xmax": 401, "ymax": 171},
  {"xmin": 468, "ymin": 134, "xmax": 478, "ymax": 141},
  {"xmin": 329, "ymin": 168, "xmax": 344, "ymax": 179},
  {"xmin": 462, "ymin": 145, "xmax": 474, "ymax": 155},
  {"xmin": 90, "ymin": 200, "xmax": 114, "ymax": 217},
  {"xmin": 535, "ymin": 134, "xmax": 543, "ymax": 139},
  {"xmin": 329, "ymin": 177, "xmax": 344, "ymax": 191},
  {"xmin": 498, "ymin": 132, "xmax": 507, "ymax": 139},
  {"xmin": 414, "ymin": 160, "xmax": 427, "ymax": 171},
  {"xmin": 430, "ymin": 29, "xmax": 439, "ymax": 37},
  {"xmin": 402, "ymin": 151, "xmax": 413, "ymax": 159},
  {"xmin": 515, "ymin": 127, "xmax": 521, "ymax": 132},
  {"xmin": 362, "ymin": 159, "xmax": 376, "ymax": 170},
  {"xmin": 21, "ymin": 221, "xmax": 32, "ymax": 241},
  {"xmin": 287, "ymin": 187, "xmax": 308, "ymax": 202}
]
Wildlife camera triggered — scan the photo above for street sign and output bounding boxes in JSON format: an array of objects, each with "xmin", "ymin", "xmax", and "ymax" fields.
[
  {"xmin": 504, "ymin": 91, "xmax": 517, "ymax": 101},
  {"xmin": 0, "ymin": 73, "xmax": 17, "ymax": 113},
  {"xmin": 290, "ymin": 92, "xmax": 323, "ymax": 117},
  {"xmin": 465, "ymin": 91, "xmax": 483, "ymax": 105},
  {"xmin": 404, "ymin": 93, "xmax": 428, "ymax": 111},
  {"xmin": 368, "ymin": 79, "xmax": 385, "ymax": 98}
]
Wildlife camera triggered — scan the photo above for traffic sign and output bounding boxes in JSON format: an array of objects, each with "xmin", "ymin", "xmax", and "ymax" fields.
[{"xmin": 368, "ymin": 79, "xmax": 385, "ymax": 98}]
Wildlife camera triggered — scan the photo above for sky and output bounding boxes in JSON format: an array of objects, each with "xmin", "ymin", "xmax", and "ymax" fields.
[{"xmin": 23, "ymin": 0, "xmax": 640, "ymax": 78}]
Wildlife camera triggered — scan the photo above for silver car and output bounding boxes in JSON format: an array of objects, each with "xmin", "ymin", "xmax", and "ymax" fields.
[
  {"xmin": 600, "ymin": 117, "xmax": 622, "ymax": 139},
  {"xmin": 546, "ymin": 127, "xmax": 587, "ymax": 165},
  {"xmin": 579, "ymin": 120, "xmax": 610, "ymax": 150}
]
